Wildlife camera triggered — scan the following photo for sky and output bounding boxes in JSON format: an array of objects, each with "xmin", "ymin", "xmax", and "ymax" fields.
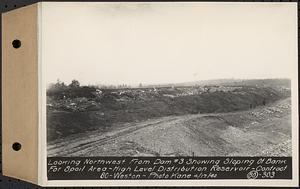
[{"xmin": 42, "ymin": 2, "xmax": 297, "ymax": 86}]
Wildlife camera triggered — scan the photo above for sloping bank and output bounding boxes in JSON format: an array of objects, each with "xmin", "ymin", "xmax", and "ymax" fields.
[
  {"xmin": 48, "ymin": 98, "xmax": 291, "ymax": 156},
  {"xmin": 47, "ymin": 86, "xmax": 289, "ymax": 143}
]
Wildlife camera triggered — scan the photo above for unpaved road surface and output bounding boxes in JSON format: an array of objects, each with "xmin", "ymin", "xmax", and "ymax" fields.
[{"xmin": 48, "ymin": 98, "xmax": 291, "ymax": 157}]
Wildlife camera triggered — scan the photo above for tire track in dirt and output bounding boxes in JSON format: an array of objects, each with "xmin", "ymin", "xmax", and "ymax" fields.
[{"xmin": 48, "ymin": 117, "xmax": 179, "ymax": 156}]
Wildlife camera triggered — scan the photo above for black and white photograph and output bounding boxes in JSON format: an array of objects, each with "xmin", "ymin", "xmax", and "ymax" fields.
[
  {"xmin": 1, "ymin": 1, "xmax": 298, "ymax": 187},
  {"xmin": 44, "ymin": 2, "xmax": 296, "ymax": 158}
]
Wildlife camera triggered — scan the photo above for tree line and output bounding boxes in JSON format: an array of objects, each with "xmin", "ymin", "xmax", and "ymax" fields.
[{"xmin": 48, "ymin": 79, "xmax": 133, "ymax": 91}]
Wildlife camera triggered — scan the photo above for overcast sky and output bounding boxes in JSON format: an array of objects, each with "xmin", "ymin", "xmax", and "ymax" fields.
[{"xmin": 42, "ymin": 2, "xmax": 297, "ymax": 86}]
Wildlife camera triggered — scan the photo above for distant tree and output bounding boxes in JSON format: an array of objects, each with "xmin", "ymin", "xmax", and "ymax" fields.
[
  {"xmin": 69, "ymin": 79, "xmax": 80, "ymax": 88},
  {"xmin": 48, "ymin": 79, "xmax": 67, "ymax": 90},
  {"xmin": 139, "ymin": 83, "xmax": 143, "ymax": 88}
]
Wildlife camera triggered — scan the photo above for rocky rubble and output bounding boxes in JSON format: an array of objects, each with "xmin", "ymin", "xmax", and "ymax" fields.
[
  {"xmin": 249, "ymin": 100, "xmax": 291, "ymax": 118},
  {"xmin": 261, "ymin": 140, "xmax": 292, "ymax": 156},
  {"xmin": 47, "ymin": 85, "xmax": 266, "ymax": 112},
  {"xmin": 47, "ymin": 97, "xmax": 100, "ymax": 112}
]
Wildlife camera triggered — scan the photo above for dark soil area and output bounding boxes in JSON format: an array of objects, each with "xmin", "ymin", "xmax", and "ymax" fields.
[{"xmin": 47, "ymin": 79, "xmax": 290, "ymax": 143}]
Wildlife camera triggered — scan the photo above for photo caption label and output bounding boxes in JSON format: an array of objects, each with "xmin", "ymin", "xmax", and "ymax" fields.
[{"xmin": 47, "ymin": 157, "xmax": 292, "ymax": 180}]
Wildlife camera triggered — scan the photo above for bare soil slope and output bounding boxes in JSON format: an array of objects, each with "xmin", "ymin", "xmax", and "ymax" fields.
[
  {"xmin": 47, "ymin": 85, "xmax": 290, "ymax": 143},
  {"xmin": 48, "ymin": 98, "xmax": 291, "ymax": 157}
]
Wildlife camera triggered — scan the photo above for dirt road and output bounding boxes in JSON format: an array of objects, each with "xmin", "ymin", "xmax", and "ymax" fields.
[{"xmin": 48, "ymin": 98, "xmax": 291, "ymax": 157}]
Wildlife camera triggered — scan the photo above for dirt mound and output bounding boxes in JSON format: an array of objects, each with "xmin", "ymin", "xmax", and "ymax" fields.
[
  {"xmin": 47, "ymin": 85, "xmax": 290, "ymax": 142},
  {"xmin": 107, "ymin": 99, "xmax": 291, "ymax": 157},
  {"xmin": 48, "ymin": 98, "xmax": 291, "ymax": 157}
]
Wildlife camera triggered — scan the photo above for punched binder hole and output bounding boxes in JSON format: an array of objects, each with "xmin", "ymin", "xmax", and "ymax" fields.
[
  {"xmin": 12, "ymin": 39, "xmax": 21, "ymax": 48},
  {"xmin": 12, "ymin": 142, "xmax": 21, "ymax": 151}
]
